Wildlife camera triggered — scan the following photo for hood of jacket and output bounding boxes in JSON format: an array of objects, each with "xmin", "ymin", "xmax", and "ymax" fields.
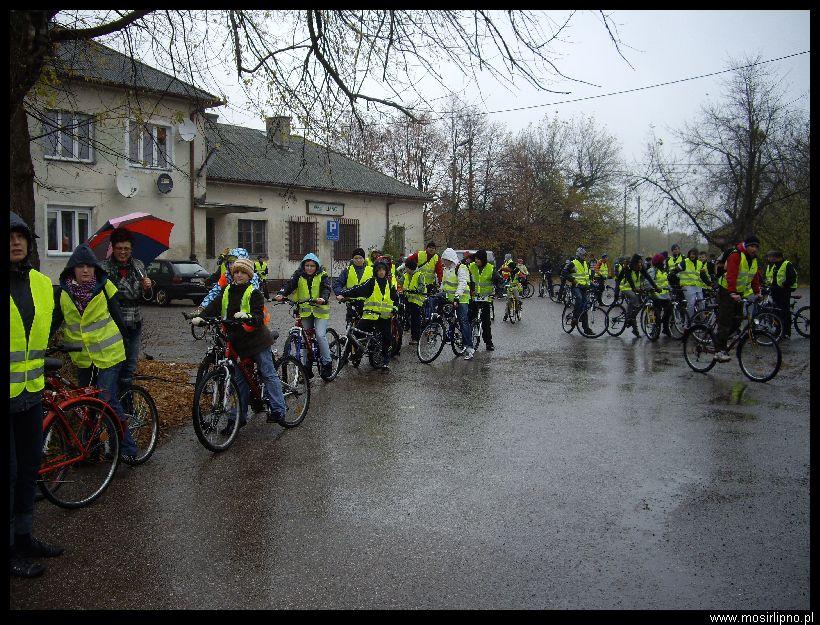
[
  {"xmin": 10, "ymin": 212, "xmax": 37, "ymax": 266},
  {"xmin": 59, "ymin": 243, "xmax": 108, "ymax": 288},
  {"xmin": 441, "ymin": 248, "xmax": 459, "ymax": 265},
  {"xmin": 300, "ymin": 252, "xmax": 323, "ymax": 273},
  {"xmin": 228, "ymin": 247, "xmax": 250, "ymax": 260}
]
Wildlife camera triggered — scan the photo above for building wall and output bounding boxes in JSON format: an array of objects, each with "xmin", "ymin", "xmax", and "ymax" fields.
[
  {"xmin": 205, "ymin": 181, "xmax": 425, "ymax": 281},
  {"xmin": 27, "ymin": 82, "xmax": 209, "ymax": 283}
]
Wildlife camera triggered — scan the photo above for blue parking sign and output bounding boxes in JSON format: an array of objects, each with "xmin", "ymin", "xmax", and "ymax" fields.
[{"xmin": 326, "ymin": 220, "xmax": 340, "ymax": 241}]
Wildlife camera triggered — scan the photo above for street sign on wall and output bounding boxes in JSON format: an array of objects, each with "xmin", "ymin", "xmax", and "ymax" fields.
[
  {"xmin": 326, "ymin": 219, "xmax": 340, "ymax": 241},
  {"xmin": 308, "ymin": 201, "xmax": 344, "ymax": 216}
]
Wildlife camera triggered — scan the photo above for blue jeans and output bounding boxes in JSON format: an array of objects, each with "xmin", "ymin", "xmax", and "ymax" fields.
[
  {"xmin": 456, "ymin": 302, "xmax": 472, "ymax": 348},
  {"xmin": 119, "ymin": 323, "xmax": 141, "ymax": 390},
  {"xmin": 233, "ymin": 349, "xmax": 287, "ymax": 422},
  {"xmin": 572, "ymin": 286, "xmax": 589, "ymax": 324},
  {"xmin": 300, "ymin": 316, "xmax": 331, "ymax": 365},
  {"xmin": 78, "ymin": 363, "xmax": 138, "ymax": 456}
]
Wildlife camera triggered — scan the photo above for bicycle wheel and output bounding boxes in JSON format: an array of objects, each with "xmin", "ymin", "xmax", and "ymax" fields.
[
  {"xmin": 119, "ymin": 385, "xmax": 159, "ymax": 465},
  {"xmin": 522, "ymin": 283, "xmax": 534, "ymax": 299},
  {"xmin": 737, "ymin": 330, "xmax": 781, "ymax": 382},
  {"xmin": 580, "ymin": 305, "xmax": 608, "ymax": 338},
  {"xmin": 194, "ymin": 350, "xmax": 218, "ymax": 391},
  {"xmin": 367, "ymin": 341, "xmax": 387, "ymax": 369},
  {"xmin": 682, "ymin": 324, "xmax": 717, "ymax": 374},
  {"xmin": 640, "ymin": 307, "xmax": 660, "ymax": 341},
  {"xmin": 538, "ymin": 281, "xmax": 546, "ymax": 298},
  {"xmin": 39, "ymin": 401, "xmax": 120, "ymax": 509},
  {"xmin": 669, "ymin": 305, "xmax": 688, "ymax": 340},
  {"xmin": 471, "ymin": 319, "xmax": 481, "ymax": 349},
  {"xmin": 278, "ymin": 356, "xmax": 310, "ymax": 427},
  {"xmin": 561, "ymin": 304, "xmax": 575, "ymax": 334},
  {"xmin": 451, "ymin": 322, "xmax": 467, "ymax": 356},
  {"xmin": 548, "ymin": 284, "xmax": 561, "ymax": 303},
  {"xmin": 599, "ymin": 285, "xmax": 615, "ymax": 307},
  {"xmin": 190, "ymin": 322, "xmax": 207, "ymax": 341},
  {"xmin": 794, "ymin": 306, "xmax": 810, "ymax": 338},
  {"xmin": 753, "ymin": 312, "xmax": 782, "ymax": 343},
  {"xmin": 690, "ymin": 309, "xmax": 716, "ymax": 329},
  {"xmin": 514, "ymin": 299, "xmax": 521, "ymax": 322},
  {"xmin": 192, "ymin": 368, "xmax": 243, "ymax": 452},
  {"xmin": 418, "ymin": 320, "xmax": 446, "ymax": 363},
  {"xmin": 391, "ymin": 318, "xmax": 403, "ymax": 356},
  {"xmin": 504, "ymin": 298, "xmax": 515, "ymax": 324},
  {"xmin": 324, "ymin": 328, "xmax": 342, "ymax": 381},
  {"xmin": 606, "ymin": 304, "xmax": 627, "ymax": 336}
]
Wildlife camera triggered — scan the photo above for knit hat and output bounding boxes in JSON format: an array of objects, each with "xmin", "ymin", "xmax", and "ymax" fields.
[
  {"xmin": 474, "ymin": 249, "xmax": 488, "ymax": 264},
  {"xmin": 231, "ymin": 258, "xmax": 255, "ymax": 278},
  {"xmin": 351, "ymin": 247, "xmax": 366, "ymax": 259},
  {"xmin": 744, "ymin": 234, "xmax": 761, "ymax": 247}
]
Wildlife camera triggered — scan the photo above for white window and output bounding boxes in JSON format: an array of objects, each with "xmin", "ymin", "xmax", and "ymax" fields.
[
  {"xmin": 46, "ymin": 206, "xmax": 92, "ymax": 256},
  {"xmin": 43, "ymin": 110, "xmax": 94, "ymax": 162},
  {"xmin": 127, "ymin": 120, "xmax": 172, "ymax": 169}
]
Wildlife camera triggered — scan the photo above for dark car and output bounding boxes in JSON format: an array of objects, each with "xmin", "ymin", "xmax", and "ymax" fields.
[{"xmin": 146, "ymin": 259, "xmax": 210, "ymax": 306}]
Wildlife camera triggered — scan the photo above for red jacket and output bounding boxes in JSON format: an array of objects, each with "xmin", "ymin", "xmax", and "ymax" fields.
[
  {"xmin": 723, "ymin": 243, "xmax": 761, "ymax": 295},
  {"xmin": 406, "ymin": 251, "xmax": 443, "ymax": 284}
]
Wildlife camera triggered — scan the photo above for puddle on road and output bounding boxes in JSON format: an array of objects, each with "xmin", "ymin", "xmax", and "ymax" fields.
[
  {"xmin": 703, "ymin": 408, "xmax": 758, "ymax": 422},
  {"xmin": 708, "ymin": 381, "xmax": 759, "ymax": 406}
]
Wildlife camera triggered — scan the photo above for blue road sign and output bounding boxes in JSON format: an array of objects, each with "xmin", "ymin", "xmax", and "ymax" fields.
[{"xmin": 326, "ymin": 220, "xmax": 340, "ymax": 241}]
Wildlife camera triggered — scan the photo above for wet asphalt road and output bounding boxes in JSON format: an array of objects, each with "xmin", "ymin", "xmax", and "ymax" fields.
[{"xmin": 10, "ymin": 290, "xmax": 810, "ymax": 609}]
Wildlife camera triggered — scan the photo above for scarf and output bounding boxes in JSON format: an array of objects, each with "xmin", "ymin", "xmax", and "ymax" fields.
[{"xmin": 68, "ymin": 276, "xmax": 98, "ymax": 313}]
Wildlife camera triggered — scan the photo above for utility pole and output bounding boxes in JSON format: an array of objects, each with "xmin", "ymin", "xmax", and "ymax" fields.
[
  {"xmin": 622, "ymin": 186, "xmax": 627, "ymax": 257},
  {"xmin": 636, "ymin": 195, "xmax": 641, "ymax": 255},
  {"xmin": 666, "ymin": 206, "xmax": 670, "ymax": 250}
]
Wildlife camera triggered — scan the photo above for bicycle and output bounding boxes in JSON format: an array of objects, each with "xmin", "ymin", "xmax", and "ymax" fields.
[
  {"xmin": 638, "ymin": 291, "xmax": 671, "ymax": 341},
  {"xmin": 683, "ymin": 297, "xmax": 782, "ymax": 382},
  {"xmin": 417, "ymin": 295, "xmax": 469, "ymax": 363},
  {"xmin": 191, "ymin": 318, "xmax": 310, "ymax": 451},
  {"xmin": 666, "ymin": 287, "xmax": 690, "ymax": 339},
  {"xmin": 548, "ymin": 279, "xmax": 567, "ymax": 304},
  {"xmin": 560, "ymin": 286, "xmax": 608, "ymax": 338},
  {"xmin": 38, "ymin": 346, "xmax": 124, "ymax": 509},
  {"xmin": 334, "ymin": 301, "xmax": 391, "ymax": 371},
  {"xmin": 519, "ymin": 277, "xmax": 535, "ymax": 299},
  {"xmin": 282, "ymin": 299, "xmax": 341, "ymax": 382},
  {"xmin": 502, "ymin": 282, "xmax": 522, "ymax": 323},
  {"xmin": 590, "ymin": 277, "xmax": 617, "ymax": 307},
  {"xmin": 537, "ymin": 271, "xmax": 551, "ymax": 298},
  {"xmin": 756, "ymin": 291, "xmax": 810, "ymax": 340}
]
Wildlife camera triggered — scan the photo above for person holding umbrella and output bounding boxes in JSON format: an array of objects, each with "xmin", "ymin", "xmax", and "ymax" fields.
[{"xmin": 100, "ymin": 228, "xmax": 152, "ymax": 393}]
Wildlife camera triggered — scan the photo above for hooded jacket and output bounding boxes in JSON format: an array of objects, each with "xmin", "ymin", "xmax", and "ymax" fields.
[
  {"xmin": 441, "ymin": 248, "xmax": 470, "ymax": 301},
  {"xmin": 50, "ymin": 243, "xmax": 126, "ymax": 340},
  {"xmin": 201, "ymin": 280, "xmax": 273, "ymax": 358},
  {"xmin": 10, "ymin": 212, "xmax": 51, "ymax": 412},
  {"xmin": 278, "ymin": 253, "xmax": 331, "ymax": 301},
  {"xmin": 200, "ymin": 247, "xmax": 261, "ymax": 309}
]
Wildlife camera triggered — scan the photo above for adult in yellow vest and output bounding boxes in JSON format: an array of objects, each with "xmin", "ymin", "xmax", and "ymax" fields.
[
  {"xmin": 666, "ymin": 243, "xmax": 684, "ymax": 274},
  {"xmin": 766, "ymin": 249, "xmax": 799, "ymax": 339},
  {"xmin": 401, "ymin": 258, "xmax": 426, "ymax": 345},
  {"xmin": 333, "ymin": 247, "xmax": 373, "ymax": 322},
  {"xmin": 560, "ymin": 247, "xmax": 595, "ymax": 334},
  {"xmin": 714, "ymin": 236, "xmax": 762, "ymax": 362},
  {"xmin": 468, "ymin": 249, "xmax": 499, "ymax": 350},
  {"xmin": 275, "ymin": 253, "xmax": 334, "ymax": 379},
  {"xmin": 336, "ymin": 258, "xmax": 398, "ymax": 371},
  {"xmin": 670, "ymin": 247, "xmax": 712, "ymax": 324},
  {"xmin": 254, "ymin": 255, "xmax": 270, "ymax": 300},
  {"xmin": 406, "ymin": 241, "xmax": 441, "ymax": 290},
  {"xmin": 9, "ymin": 212, "xmax": 64, "ymax": 578},
  {"xmin": 441, "ymin": 247, "xmax": 475, "ymax": 360},
  {"xmin": 193, "ymin": 258, "xmax": 287, "ymax": 427},
  {"xmin": 614, "ymin": 253, "xmax": 661, "ymax": 337},
  {"xmin": 51, "ymin": 244, "xmax": 139, "ymax": 461}
]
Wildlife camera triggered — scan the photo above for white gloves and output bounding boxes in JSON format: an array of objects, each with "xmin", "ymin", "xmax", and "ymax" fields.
[
  {"xmin": 191, "ymin": 317, "xmax": 205, "ymax": 327},
  {"xmin": 234, "ymin": 311, "xmax": 252, "ymax": 320}
]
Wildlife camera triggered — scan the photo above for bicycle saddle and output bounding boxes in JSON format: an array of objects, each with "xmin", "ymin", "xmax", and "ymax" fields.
[{"xmin": 45, "ymin": 357, "xmax": 64, "ymax": 372}]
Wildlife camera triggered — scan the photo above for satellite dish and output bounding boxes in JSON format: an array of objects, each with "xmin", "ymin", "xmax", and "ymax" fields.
[
  {"xmin": 115, "ymin": 171, "xmax": 139, "ymax": 198},
  {"xmin": 177, "ymin": 118, "xmax": 197, "ymax": 142},
  {"xmin": 156, "ymin": 173, "xmax": 174, "ymax": 194}
]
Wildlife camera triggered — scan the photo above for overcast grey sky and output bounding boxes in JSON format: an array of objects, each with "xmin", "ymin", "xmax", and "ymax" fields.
[{"xmin": 214, "ymin": 9, "xmax": 809, "ymax": 167}]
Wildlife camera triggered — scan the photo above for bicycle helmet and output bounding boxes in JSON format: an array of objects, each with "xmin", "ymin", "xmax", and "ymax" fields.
[{"xmin": 576, "ymin": 246, "xmax": 587, "ymax": 258}]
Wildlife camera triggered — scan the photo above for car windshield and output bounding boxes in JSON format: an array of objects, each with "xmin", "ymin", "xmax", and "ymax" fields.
[{"xmin": 172, "ymin": 262, "xmax": 206, "ymax": 276}]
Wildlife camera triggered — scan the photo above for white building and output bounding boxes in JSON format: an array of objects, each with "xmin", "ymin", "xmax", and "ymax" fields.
[{"xmin": 27, "ymin": 39, "xmax": 430, "ymax": 284}]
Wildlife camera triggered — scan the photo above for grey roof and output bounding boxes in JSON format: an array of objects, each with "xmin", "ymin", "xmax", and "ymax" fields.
[
  {"xmin": 51, "ymin": 38, "xmax": 222, "ymax": 106},
  {"xmin": 205, "ymin": 122, "xmax": 430, "ymax": 201}
]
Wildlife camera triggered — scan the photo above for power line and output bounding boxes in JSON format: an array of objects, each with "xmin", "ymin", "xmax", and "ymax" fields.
[{"xmin": 422, "ymin": 50, "xmax": 810, "ymax": 121}]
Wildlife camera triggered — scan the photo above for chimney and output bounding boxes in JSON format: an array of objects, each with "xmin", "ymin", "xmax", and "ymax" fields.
[
  {"xmin": 265, "ymin": 115, "xmax": 291, "ymax": 145},
  {"xmin": 203, "ymin": 112, "xmax": 219, "ymax": 124}
]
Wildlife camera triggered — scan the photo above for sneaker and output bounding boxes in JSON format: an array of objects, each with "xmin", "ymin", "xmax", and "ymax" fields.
[
  {"xmin": 464, "ymin": 348, "xmax": 475, "ymax": 360},
  {"xmin": 714, "ymin": 350, "xmax": 732, "ymax": 363},
  {"xmin": 267, "ymin": 412, "xmax": 284, "ymax": 424},
  {"xmin": 320, "ymin": 363, "xmax": 333, "ymax": 380},
  {"xmin": 14, "ymin": 536, "xmax": 64, "ymax": 559},
  {"xmin": 120, "ymin": 454, "xmax": 138, "ymax": 466},
  {"xmin": 9, "ymin": 555, "xmax": 45, "ymax": 578}
]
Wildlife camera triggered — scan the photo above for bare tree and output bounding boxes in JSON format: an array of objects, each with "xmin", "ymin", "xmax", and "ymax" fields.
[{"xmin": 639, "ymin": 55, "xmax": 808, "ymax": 245}]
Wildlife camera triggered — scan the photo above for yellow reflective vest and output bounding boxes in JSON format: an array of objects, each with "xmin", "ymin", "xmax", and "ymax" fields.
[
  {"xmin": 10, "ymin": 270, "xmax": 54, "ymax": 398},
  {"xmin": 345, "ymin": 264, "xmax": 373, "ymax": 301},
  {"xmin": 468, "ymin": 262, "xmax": 495, "ymax": 298},
  {"xmin": 416, "ymin": 250, "xmax": 439, "ymax": 286},
  {"xmin": 571, "ymin": 259, "xmax": 590, "ymax": 286},
  {"xmin": 442, "ymin": 264, "xmax": 470, "ymax": 304},
  {"xmin": 60, "ymin": 280, "xmax": 126, "ymax": 369},
  {"xmin": 363, "ymin": 280, "xmax": 394, "ymax": 320},
  {"xmin": 718, "ymin": 253, "xmax": 758, "ymax": 297},
  {"xmin": 402, "ymin": 271, "xmax": 425, "ymax": 306},
  {"xmin": 294, "ymin": 273, "xmax": 330, "ymax": 319},
  {"xmin": 678, "ymin": 258, "xmax": 705, "ymax": 287}
]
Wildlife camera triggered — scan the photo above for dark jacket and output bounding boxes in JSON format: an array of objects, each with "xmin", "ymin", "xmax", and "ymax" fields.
[
  {"xmin": 10, "ymin": 212, "xmax": 50, "ymax": 413},
  {"xmin": 202, "ymin": 282, "xmax": 273, "ymax": 358},
  {"xmin": 333, "ymin": 262, "xmax": 367, "ymax": 294},
  {"xmin": 51, "ymin": 243, "xmax": 126, "ymax": 340},
  {"xmin": 769, "ymin": 260, "xmax": 798, "ymax": 292},
  {"xmin": 340, "ymin": 276, "xmax": 399, "ymax": 304},
  {"xmin": 278, "ymin": 254, "xmax": 332, "ymax": 301},
  {"xmin": 100, "ymin": 256, "xmax": 147, "ymax": 328}
]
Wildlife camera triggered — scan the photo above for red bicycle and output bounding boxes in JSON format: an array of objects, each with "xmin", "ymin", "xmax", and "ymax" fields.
[
  {"xmin": 281, "ymin": 298, "xmax": 341, "ymax": 381},
  {"xmin": 38, "ymin": 346, "xmax": 125, "ymax": 509}
]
